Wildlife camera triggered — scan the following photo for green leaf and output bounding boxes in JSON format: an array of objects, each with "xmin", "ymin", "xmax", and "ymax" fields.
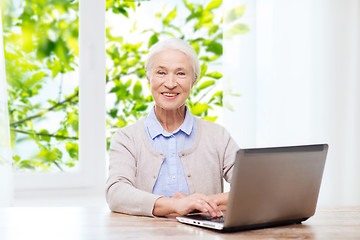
[
  {"xmin": 65, "ymin": 162, "xmax": 75, "ymax": 168},
  {"xmin": 148, "ymin": 33, "xmax": 159, "ymax": 48},
  {"xmin": 190, "ymin": 102, "xmax": 209, "ymax": 116},
  {"xmin": 209, "ymin": 91, "xmax": 223, "ymax": 106},
  {"xmin": 56, "ymin": 129, "xmax": 69, "ymax": 141},
  {"xmin": 109, "ymin": 108, "xmax": 118, "ymax": 118},
  {"xmin": 39, "ymin": 129, "xmax": 51, "ymax": 142},
  {"xmin": 31, "ymin": 71, "xmax": 46, "ymax": 82},
  {"xmin": 225, "ymin": 6, "xmax": 246, "ymax": 23},
  {"xmin": 208, "ymin": 25, "xmax": 219, "ymax": 36},
  {"xmin": 65, "ymin": 142, "xmax": 78, "ymax": 159},
  {"xmin": 36, "ymin": 148, "xmax": 58, "ymax": 163},
  {"xmin": 125, "ymin": 79, "xmax": 132, "ymax": 88},
  {"xmin": 205, "ymin": 0, "xmax": 222, "ymax": 11},
  {"xmin": 113, "ymin": 7, "xmax": 129, "ymax": 18},
  {"xmin": 54, "ymin": 38, "xmax": 70, "ymax": 69},
  {"xmin": 198, "ymin": 80, "xmax": 215, "ymax": 90},
  {"xmin": 53, "ymin": 148, "xmax": 63, "ymax": 160},
  {"xmin": 50, "ymin": 60, "xmax": 62, "ymax": 78},
  {"xmin": 136, "ymin": 68, "xmax": 146, "ymax": 78},
  {"xmin": 133, "ymin": 103, "xmax": 148, "ymax": 112},
  {"xmin": 191, "ymin": 41, "xmax": 200, "ymax": 55},
  {"xmin": 212, "ymin": 91, "xmax": 223, "ymax": 98},
  {"xmin": 37, "ymin": 38, "xmax": 56, "ymax": 58},
  {"xmin": 202, "ymin": 116, "xmax": 218, "ymax": 122},
  {"xmin": 200, "ymin": 63, "xmax": 208, "ymax": 79},
  {"xmin": 183, "ymin": 0, "xmax": 194, "ymax": 12},
  {"xmin": 204, "ymin": 40, "xmax": 222, "ymax": 55},
  {"xmin": 163, "ymin": 7, "xmax": 177, "ymax": 25},
  {"xmin": 13, "ymin": 155, "xmax": 21, "ymax": 163},
  {"xmin": 133, "ymin": 80, "xmax": 142, "ymax": 99},
  {"xmin": 116, "ymin": 117, "xmax": 127, "ymax": 128},
  {"xmin": 205, "ymin": 71, "xmax": 223, "ymax": 79},
  {"xmin": 18, "ymin": 160, "xmax": 36, "ymax": 170},
  {"xmin": 225, "ymin": 23, "xmax": 250, "ymax": 39},
  {"xmin": 70, "ymin": 115, "xmax": 79, "ymax": 132}
]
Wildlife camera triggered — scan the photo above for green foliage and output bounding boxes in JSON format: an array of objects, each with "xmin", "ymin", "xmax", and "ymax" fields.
[
  {"xmin": 4, "ymin": 0, "xmax": 247, "ymax": 171},
  {"xmin": 3, "ymin": 0, "xmax": 79, "ymax": 171}
]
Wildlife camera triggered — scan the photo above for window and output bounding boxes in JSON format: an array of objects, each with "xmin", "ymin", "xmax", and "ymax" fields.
[{"xmin": 3, "ymin": 0, "xmax": 106, "ymax": 192}]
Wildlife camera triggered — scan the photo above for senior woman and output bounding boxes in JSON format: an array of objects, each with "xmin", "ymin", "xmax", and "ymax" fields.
[{"xmin": 106, "ymin": 38, "xmax": 239, "ymax": 217}]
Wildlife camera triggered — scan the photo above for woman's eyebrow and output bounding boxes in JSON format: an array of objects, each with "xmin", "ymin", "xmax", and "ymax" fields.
[
  {"xmin": 175, "ymin": 67, "xmax": 187, "ymax": 71},
  {"xmin": 155, "ymin": 66, "xmax": 166, "ymax": 69}
]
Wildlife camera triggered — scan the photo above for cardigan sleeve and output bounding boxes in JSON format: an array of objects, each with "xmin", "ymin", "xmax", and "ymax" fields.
[{"xmin": 105, "ymin": 128, "xmax": 161, "ymax": 217}]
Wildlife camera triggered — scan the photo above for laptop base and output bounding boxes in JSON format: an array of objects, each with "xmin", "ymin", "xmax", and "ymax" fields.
[{"xmin": 177, "ymin": 215, "xmax": 309, "ymax": 232}]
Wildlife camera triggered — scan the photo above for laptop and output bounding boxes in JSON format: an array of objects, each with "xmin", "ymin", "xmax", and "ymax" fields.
[{"xmin": 176, "ymin": 144, "xmax": 328, "ymax": 231}]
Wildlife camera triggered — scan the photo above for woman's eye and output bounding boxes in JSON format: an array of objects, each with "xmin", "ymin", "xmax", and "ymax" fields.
[
  {"xmin": 157, "ymin": 71, "xmax": 165, "ymax": 75},
  {"xmin": 177, "ymin": 72, "xmax": 185, "ymax": 76}
]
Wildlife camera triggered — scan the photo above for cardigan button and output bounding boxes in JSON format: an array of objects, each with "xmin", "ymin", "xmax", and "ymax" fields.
[{"xmin": 187, "ymin": 174, "xmax": 191, "ymax": 178}]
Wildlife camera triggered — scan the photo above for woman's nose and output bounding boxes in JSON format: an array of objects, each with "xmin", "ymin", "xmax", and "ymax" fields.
[{"xmin": 164, "ymin": 75, "xmax": 177, "ymax": 89}]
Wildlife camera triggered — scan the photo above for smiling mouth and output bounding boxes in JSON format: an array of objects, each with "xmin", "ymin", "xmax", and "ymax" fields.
[{"xmin": 162, "ymin": 93, "xmax": 179, "ymax": 97}]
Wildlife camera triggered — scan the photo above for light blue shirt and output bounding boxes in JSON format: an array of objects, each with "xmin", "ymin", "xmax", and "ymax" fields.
[{"xmin": 145, "ymin": 106, "xmax": 196, "ymax": 198}]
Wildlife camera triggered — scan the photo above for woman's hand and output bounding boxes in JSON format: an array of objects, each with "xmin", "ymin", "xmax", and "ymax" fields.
[
  {"xmin": 209, "ymin": 192, "xmax": 229, "ymax": 211},
  {"xmin": 173, "ymin": 193, "xmax": 223, "ymax": 217},
  {"xmin": 153, "ymin": 193, "xmax": 223, "ymax": 217}
]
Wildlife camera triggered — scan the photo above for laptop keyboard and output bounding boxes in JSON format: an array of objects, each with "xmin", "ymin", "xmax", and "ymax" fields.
[
  {"xmin": 209, "ymin": 216, "xmax": 225, "ymax": 223},
  {"xmin": 186, "ymin": 214, "xmax": 225, "ymax": 223}
]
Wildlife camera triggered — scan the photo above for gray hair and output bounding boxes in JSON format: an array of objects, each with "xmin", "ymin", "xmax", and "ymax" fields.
[{"xmin": 145, "ymin": 38, "xmax": 201, "ymax": 83}]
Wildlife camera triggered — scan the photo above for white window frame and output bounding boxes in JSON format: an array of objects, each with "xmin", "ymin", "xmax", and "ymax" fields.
[{"xmin": 14, "ymin": 0, "xmax": 106, "ymax": 195}]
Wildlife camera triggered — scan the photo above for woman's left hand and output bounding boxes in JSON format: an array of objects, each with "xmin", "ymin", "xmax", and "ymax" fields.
[{"xmin": 172, "ymin": 193, "xmax": 223, "ymax": 218}]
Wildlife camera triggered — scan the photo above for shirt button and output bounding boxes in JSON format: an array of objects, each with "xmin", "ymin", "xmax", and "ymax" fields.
[{"xmin": 172, "ymin": 176, "xmax": 176, "ymax": 179}]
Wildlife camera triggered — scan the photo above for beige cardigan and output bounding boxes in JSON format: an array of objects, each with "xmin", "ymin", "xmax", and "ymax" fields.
[{"xmin": 105, "ymin": 117, "xmax": 239, "ymax": 217}]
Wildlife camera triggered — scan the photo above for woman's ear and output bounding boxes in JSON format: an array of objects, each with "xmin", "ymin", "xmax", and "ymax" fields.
[
  {"xmin": 145, "ymin": 70, "xmax": 150, "ymax": 84},
  {"xmin": 191, "ymin": 79, "xmax": 196, "ymax": 88}
]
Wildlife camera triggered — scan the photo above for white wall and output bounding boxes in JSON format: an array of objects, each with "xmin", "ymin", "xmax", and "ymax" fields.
[
  {"xmin": 224, "ymin": 0, "xmax": 257, "ymax": 148},
  {"xmin": 224, "ymin": 0, "xmax": 360, "ymax": 205}
]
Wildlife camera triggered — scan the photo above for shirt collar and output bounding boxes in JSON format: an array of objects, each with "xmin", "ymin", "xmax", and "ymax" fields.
[{"xmin": 145, "ymin": 106, "xmax": 194, "ymax": 139}]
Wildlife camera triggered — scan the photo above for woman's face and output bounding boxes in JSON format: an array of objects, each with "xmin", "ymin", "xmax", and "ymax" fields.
[{"xmin": 147, "ymin": 49, "xmax": 195, "ymax": 112}]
